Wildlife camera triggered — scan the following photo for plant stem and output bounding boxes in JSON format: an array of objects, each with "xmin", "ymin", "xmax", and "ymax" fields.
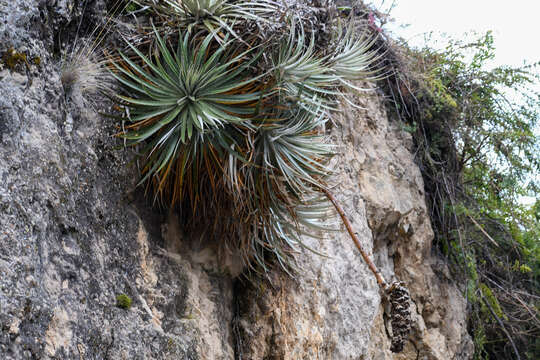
[
  {"xmin": 481, "ymin": 293, "xmax": 521, "ymax": 360},
  {"xmin": 322, "ymin": 187, "xmax": 387, "ymax": 289}
]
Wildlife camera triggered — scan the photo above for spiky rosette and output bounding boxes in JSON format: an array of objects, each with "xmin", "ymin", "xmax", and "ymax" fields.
[
  {"xmin": 110, "ymin": 25, "xmax": 264, "ymax": 203},
  {"xmin": 132, "ymin": 0, "xmax": 280, "ymax": 38},
  {"xmin": 238, "ymin": 107, "xmax": 334, "ymax": 272},
  {"xmin": 109, "ymin": 5, "xmax": 385, "ymax": 275}
]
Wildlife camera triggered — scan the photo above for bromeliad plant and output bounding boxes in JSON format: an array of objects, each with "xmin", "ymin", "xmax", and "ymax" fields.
[
  {"xmin": 132, "ymin": 0, "xmax": 278, "ymax": 37},
  {"xmin": 271, "ymin": 20, "xmax": 339, "ymax": 114},
  {"xmin": 110, "ymin": 1, "xmax": 384, "ymax": 272},
  {"xmin": 110, "ymin": 3, "xmax": 410, "ymax": 351},
  {"xmin": 109, "ymin": 1, "xmax": 411, "ymax": 351},
  {"xmin": 240, "ymin": 106, "xmax": 334, "ymax": 273},
  {"xmin": 110, "ymin": 26, "xmax": 262, "ymax": 201}
]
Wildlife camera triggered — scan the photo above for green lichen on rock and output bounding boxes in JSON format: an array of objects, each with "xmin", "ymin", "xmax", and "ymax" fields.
[
  {"xmin": 116, "ymin": 294, "xmax": 132, "ymax": 309},
  {"xmin": 2, "ymin": 47, "xmax": 28, "ymax": 70}
]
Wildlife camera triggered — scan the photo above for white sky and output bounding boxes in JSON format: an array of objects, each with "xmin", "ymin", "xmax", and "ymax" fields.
[
  {"xmin": 365, "ymin": 0, "xmax": 540, "ymax": 204},
  {"xmin": 366, "ymin": 0, "xmax": 540, "ymax": 68}
]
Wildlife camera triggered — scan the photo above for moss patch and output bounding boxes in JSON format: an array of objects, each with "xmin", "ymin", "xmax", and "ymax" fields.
[
  {"xmin": 115, "ymin": 294, "xmax": 132, "ymax": 309},
  {"xmin": 2, "ymin": 47, "xmax": 28, "ymax": 71}
]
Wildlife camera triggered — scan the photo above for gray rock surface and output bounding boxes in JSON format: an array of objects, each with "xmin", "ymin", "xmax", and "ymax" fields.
[
  {"xmin": 0, "ymin": 1, "xmax": 473, "ymax": 359},
  {"xmin": 1, "ymin": 1, "xmax": 233, "ymax": 359},
  {"xmin": 234, "ymin": 87, "xmax": 473, "ymax": 359}
]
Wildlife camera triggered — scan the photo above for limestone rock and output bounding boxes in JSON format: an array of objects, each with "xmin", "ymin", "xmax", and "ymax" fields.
[{"xmin": 234, "ymin": 86, "xmax": 473, "ymax": 359}]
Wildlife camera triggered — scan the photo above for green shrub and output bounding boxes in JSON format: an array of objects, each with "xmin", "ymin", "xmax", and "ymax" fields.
[{"xmin": 384, "ymin": 30, "xmax": 540, "ymax": 359}]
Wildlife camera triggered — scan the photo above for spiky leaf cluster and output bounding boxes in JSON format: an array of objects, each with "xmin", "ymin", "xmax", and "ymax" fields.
[
  {"xmin": 110, "ymin": 1, "xmax": 382, "ymax": 274},
  {"xmin": 132, "ymin": 0, "xmax": 278, "ymax": 37}
]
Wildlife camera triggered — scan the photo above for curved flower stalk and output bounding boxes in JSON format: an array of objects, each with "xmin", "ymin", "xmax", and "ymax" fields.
[
  {"xmin": 110, "ymin": 26, "xmax": 264, "ymax": 200},
  {"xmin": 322, "ymin": 186, "xmax": 411, "ymax": 353}
]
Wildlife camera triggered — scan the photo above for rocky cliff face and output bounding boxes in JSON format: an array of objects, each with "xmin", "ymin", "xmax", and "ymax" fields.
[
  {"xmin": 233, "ymin": 89, "xmax": 473, "ymax": 360},
  {"xmin": 0, "ymin": 1, "xmax": 473, "ymax": 359}
]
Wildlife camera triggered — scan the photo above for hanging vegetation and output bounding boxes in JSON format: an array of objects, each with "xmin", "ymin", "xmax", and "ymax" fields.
[
  {"xmin": 107, "ymin": 0, "xmax": 411, "ymax": 352},
  {"xmin": 370, "ymin": 13, "xmax": 540, "ymax": 359}
]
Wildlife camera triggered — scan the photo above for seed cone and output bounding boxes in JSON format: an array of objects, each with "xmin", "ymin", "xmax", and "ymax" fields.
[{"xmin": 387, "ymin": 281, "xmax": 412, "ymax": 353}]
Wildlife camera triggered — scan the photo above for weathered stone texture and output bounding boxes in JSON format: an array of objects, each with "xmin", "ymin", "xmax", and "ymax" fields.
[
  {"xmin": 235, "ymin": 87, "xmax": 473, "ymax": 359},
  {"xmin": 1, "ymin": 1, "xmax": 233, "ymax": 359}
]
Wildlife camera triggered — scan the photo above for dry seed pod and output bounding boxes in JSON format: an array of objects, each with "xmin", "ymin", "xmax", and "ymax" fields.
[{"xmin": 387, "ymin": 281, "xmax": 412, "ymax": 353}]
